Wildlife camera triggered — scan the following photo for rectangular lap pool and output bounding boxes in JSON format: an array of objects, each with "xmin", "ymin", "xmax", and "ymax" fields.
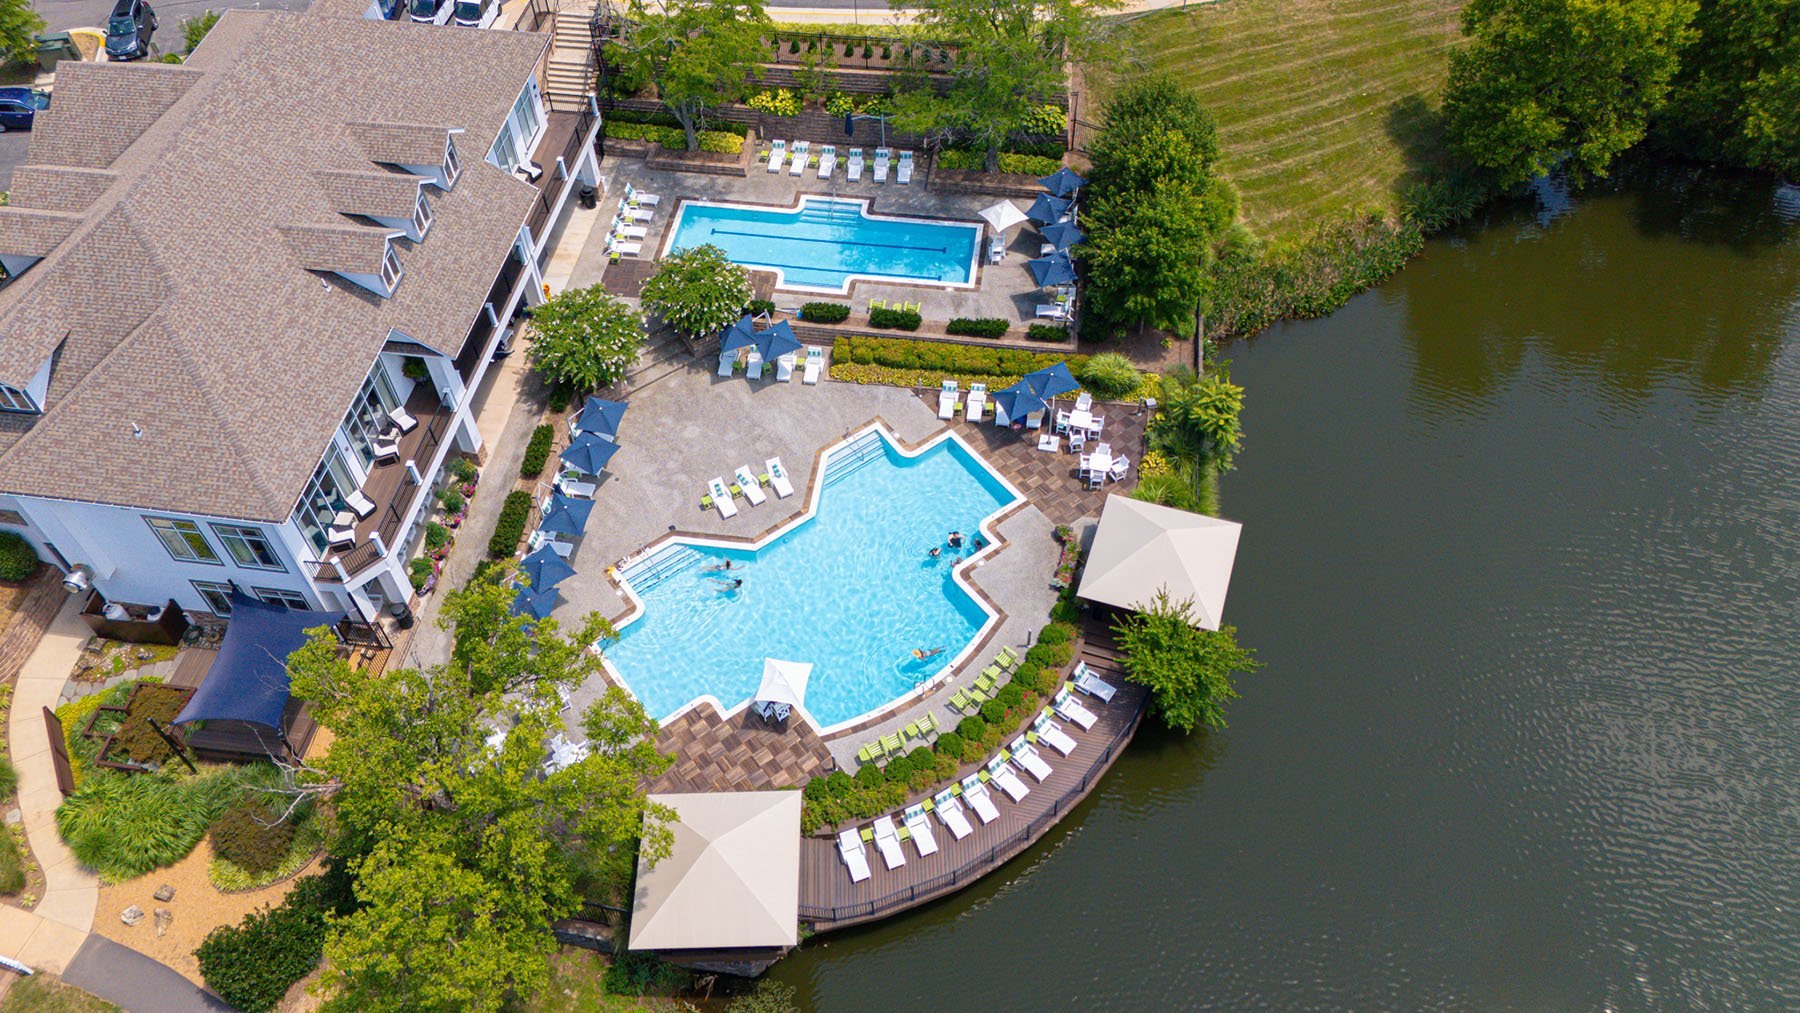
[{"xmin": 662, "ymin": 196, "xmax": 982, "ymax": 293}]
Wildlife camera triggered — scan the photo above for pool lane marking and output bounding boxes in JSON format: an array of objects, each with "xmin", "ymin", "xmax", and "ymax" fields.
[{"xmin": 707, "ymin": 226, "xmax": 951, "ymax": 256}]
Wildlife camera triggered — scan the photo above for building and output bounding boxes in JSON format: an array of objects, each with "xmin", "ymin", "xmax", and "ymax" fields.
[{"xmin": 0, "ymin": 6, "xmax": 600, "ymax": 622}]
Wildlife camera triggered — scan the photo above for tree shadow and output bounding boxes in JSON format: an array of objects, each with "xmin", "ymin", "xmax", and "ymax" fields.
[{"xmin": 1381, "ymin": 93, "xmax": 1451, "ymax": 205}]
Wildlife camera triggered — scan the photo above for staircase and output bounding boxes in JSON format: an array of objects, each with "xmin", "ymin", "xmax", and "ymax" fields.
[{"xmin": 543, "ymin": 0, "xmax": 597, "ymax": 112}]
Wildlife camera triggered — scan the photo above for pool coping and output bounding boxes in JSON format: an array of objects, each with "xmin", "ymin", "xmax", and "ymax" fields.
[
  {"xmin": 592, "ymin": 415, "xmax": 1031, "ymax": 740},
  {"xmin": 658, "ymin": 194, "xmax": 987, "ymax": 296}
]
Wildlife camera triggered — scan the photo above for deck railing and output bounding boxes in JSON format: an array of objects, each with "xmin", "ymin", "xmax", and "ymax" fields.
[{"xmin": 526, "ymin": 106, "xmax": 599, "ymax": 242}]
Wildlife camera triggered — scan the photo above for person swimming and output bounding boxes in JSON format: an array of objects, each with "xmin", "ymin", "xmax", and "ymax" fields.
[
  {"xmin": 912, "ymin": 646, "xmax": 947, "ymax": 660},
  {"xmin": 712, "ymin": 577, "xmax": 744, "ymax": 591},
  {"xmin": 928, "ymin": 547, "xmax": 942, "ymax": 558},
  {"xmin": 702, "ymin": 559, "xmax": 738, "ymax": 573},
  {"xmin": 948, "ymin": 531, "xmax": 965, "ymax": 548},
  {"xmin": 973, "ymin": 536, "xmax": 987, "ymax": 550}
]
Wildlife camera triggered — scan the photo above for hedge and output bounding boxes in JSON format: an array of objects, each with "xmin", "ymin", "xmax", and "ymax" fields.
[
  {"xmin": 605, "ymin": 121, "xmax": 744, "ymax": 154},
  {"xmin": 936, "ymin": 149, "xmax": 1065, "ymax": 176},
  {"xmin": 1025, "ymin": 323, "xmax": 1069, "ymax": 343},
  {"xmin": 799, "ymin": 302, "xmax": 850, "ymax": 323},
  {"xmin": 520, "ymin": 424, "xmax": 553, "ymax": 479},
  {"xmin": 748, "ymin": 299, "xmax": 776, "ymax": 317},
  {"xmin": 834, "ymin": 335, "xmax": 1087, "ymax": 378},
  {"xmin": 196, "ymin": 874, "xmax": 350, "ymax": 1013},
  {"xmin": 867, "ymin": 306, "xmax": 921, "ymax": 331},
  {"xmin": 0, "ymin": 531, "xmax": 36, "ymax": 581},
  {"xmin": 946, "ymin": 317, "xmax": 1009, "ymax": 339},
  {"xmin": 488, "ymin": 490, "xmax": 532, "ymax": 558}
]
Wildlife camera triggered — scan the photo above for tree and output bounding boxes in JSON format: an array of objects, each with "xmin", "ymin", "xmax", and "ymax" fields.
[
  {"xmin": 1113, "ymin": 590, "xmax": 1260, "ymax": 733},
  {"xmin": 1654, "ymin": 0, "xmax": 1799, "ymax": 176},
  {"xmin": 284, "ymin": 574, "xmax": 675, "ymax": 1012},
  {"xmin": 638, "ymin": 243, "xmax": 752, "ymax": 341},
  {"xmin": 1152, "ymin": 365, "xmax": 1246, "ymax": 472},
  {"xmin": 613, "ymin": 0, "xmax": 769, "ymax": 150},
  {"xmin": 525, "ymin": 285, "xmax": 644, "ymax": 393},
  {"xmin": 1442, "ymin": 0, "xmax": 1698, "ymax": 187},
  {"xmin": 183, "ymin": 9, "xmax": 220, "ymax": 53},
  {"xmin": 0, "ymin": 0, "xmax": 45, "ymax": 68}
]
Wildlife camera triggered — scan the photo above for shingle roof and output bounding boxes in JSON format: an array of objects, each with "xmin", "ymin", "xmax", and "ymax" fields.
[
  {"xmin": 313, "ymin": 169, "xmax": 427, "ymax": 220},
  {"xmin": 0, "ymin": 9, "xmax": 551, "ymax": 523}
]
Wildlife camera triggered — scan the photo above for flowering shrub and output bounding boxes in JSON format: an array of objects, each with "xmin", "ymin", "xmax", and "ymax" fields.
[{"xmin": 748, "ymin": 88, "xmax": 801, "ymax": 116}]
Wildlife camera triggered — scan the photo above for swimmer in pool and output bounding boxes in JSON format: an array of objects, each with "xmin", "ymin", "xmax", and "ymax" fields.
[
  {"xmin": 928, "ymin": 547, "xmax": 942, "ymax": 558},
  {"xmin": 948, "ymin": 531, "xmax": 965, "ymax": 548},
  {"xmin": 703, "ymin": 559, "xmax": 738, "ymax": 573},
  {"xmin": 912, "ymin": 646, "xmax": 947, "ymax": 660},
  {"xmin": 712, "ymin": 577, "xmax": 744, "ymax": 591}
]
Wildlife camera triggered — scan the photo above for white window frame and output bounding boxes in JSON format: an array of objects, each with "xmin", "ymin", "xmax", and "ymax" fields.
[
  {"xmin": 442, "ymin": 135, "xmax": 461, "ymax": 187},
  {"xmin": 253, "ymin": 587, "xmax": 311, "ymax": 611},
  {"xmin": 380, "ymin": 243, "xmax": 403, "ymax": 293},
  {"xmin": 146, "ymin": 516, "xmax": 221, "ymax": 564},
  {"xmin": 412, "ymin": 190, "xmax": 433, "ymax": 239},
  {"xmin": 191, "ymin": 580, "xmax": 235, "ymax": 614},
  {"xmin": 211, "ymin": 523, "xmax": 285, "ymax": 572}
]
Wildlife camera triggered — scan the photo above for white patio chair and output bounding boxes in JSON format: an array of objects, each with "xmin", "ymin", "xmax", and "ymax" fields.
[
  {"xmin": 934, "ymin": 790, "xmax": 973, "ymax": 840},
  {"xmin": 966, "ymin": 382, "xmax": 987, "ymax": 423},
  {"xmin": 327, "ymin": 525, "xmax": 357, "ymax": 548},
  {"xmin": 903, "ymin": 804, "xmax": 939, "ymax": 857},
  {"xmin": 624, "ymin": 183, "xmax": 660, "ymax": 206},
  {"xmin": 388, "ymin": 404, "xmax": 418, "ymax": 433},
  {"xmin": 802, "ymin": 346, "xmax": 823, "ymax": 385},
  {"xmin": 1074, "ymin": 391, "xmax": 1093, "ymax": 412},
  {"xmin": 937, "ymin": 379, "xmax": 959, "ymax": 419},
  {"xmin": 371, "ymin": 437, "xmax": 399, "ymax": 462},
  {"xmin": 346, "ymin": 490, "xmax": 376, "ymax": 518},
  {"xmin": 707, "ymin": 476, "xmax": 738, "ymax": 518},
  {"xmin": 1107, "ymin": 455, "xmax": 1130, "ymax": 482},
  {"xmin": 1054, "ymin": 409, "xmax": 1071, "ymax": 433},
  {"xmin": 766, "ymin": 457, "xmax": 795, "ymax": 498},
  {"xmin": 896, "ymin": 150, "xmax": 914, "ymax": 184},
  {"xmin": 817, "ymin": 144, "xmax": 837, "ymax": 178},
  {"xmin": 873, "ymin": 147, "xmax": 891, "ymax": 182},
  {"xmin": 734, "ymin": 466, "xmax": 767, "ymax": 506},
  {"xmin": 872, "ymin": 815, "xmax": 906, "ymax": 869}
]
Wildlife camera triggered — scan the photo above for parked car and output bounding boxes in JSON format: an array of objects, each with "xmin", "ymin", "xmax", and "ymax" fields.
[
  {"xmin": 452, "ymin": 0, "xmax": 499, "ymax": 27},
  {"xmin": 0, "ymin": 89, "xmax": 49, "ymax": 132},
  {"xmin": 408, "ymin": 0, "xmax": 452, "ymax": 24},
  {"xmin": 104, "ymin": 0, "xmax": 158, "ymax": 61}
]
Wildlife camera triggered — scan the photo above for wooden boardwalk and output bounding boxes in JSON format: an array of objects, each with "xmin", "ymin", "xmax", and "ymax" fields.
[{"xmin": 797, "ymin": 619, "xmax": 1146, "ymax": 932}]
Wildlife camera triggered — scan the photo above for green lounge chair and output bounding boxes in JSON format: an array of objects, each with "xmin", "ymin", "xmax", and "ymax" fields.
[
  {"xmin": 999, "ymin": 646, "xmax": 1021, "ymax": 668},
  {"xmin": 921, "ymin": 713, "xmax": 940, "ymax": 735},
  {"xmin": 857, "ymin": 743, "xmax": 880, "ymax": 764},
  {"xmin": 881, "ymin": 732, "xmax": 903, "ymax": 754},
  {"xmin": 949, "ymin": 689, "xmax": 971, "ymax": 711},
  {"xmin": 974, "ymin": 673, "xmax": 996, "ymax": 693}
]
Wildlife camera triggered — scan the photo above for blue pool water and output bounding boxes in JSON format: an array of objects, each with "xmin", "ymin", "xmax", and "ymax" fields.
[
  {"xmin": 604, "ymin": 432, "xmax": 1017, "ymax": 728},
  {"xmin": 664, "ymin": 197, "xmax": 981, "ymax": 292}
]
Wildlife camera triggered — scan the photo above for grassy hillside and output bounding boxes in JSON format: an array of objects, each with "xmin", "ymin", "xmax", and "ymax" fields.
[{"xmin": 1112, "ymin": 0, "xmax": 1466, "ymax": 241}]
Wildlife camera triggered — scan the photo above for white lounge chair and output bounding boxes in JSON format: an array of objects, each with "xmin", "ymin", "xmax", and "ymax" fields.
[
  {"xmin": 346, "ymin": 489, "xmax": 376, "ymax": 518},
  {"xmin": 1073, "ymin": 663, "xmax": 1118, "ymax": 702},
  {"xmin": 766, "ymin": 139, "xmax": 786, "ymax": 173},
  {"xmin": 937, "ymin": 379, "xmax": 959, "ymax": 419},
  {"xmin": 718, "ymin": 349, "xmax": 738, "ymax": 377},
  {"xmin": 872, "ymin": 815, "xmax": 906, "ymax": 869},
  {"xmin": 817, "ymin": 144, "xmax": 836, "ymax": 178},
  {"xmin": 527, "ymin": 530, "xmax": 574, "ymax": 557},
  {"xmin": 734, "ymin": 466, "xmax": 766, "ymax": 506},
  {"xmin": 789, "ymin": 140, "xmax": 810, "ymax": 177},
  {"xmin": 987, "ymin": 756, "xmax": 1030, "ymax": 801},
  {"xmin": 846, "ymin": 147, "xmax": 864, "ymax": 181},
  {"xmin": 837, "ymin": 828, "xmax": 871, "ymax": 883},
  {"xmin": 1053, "ymin": 685, "xmax": 1098, "ymax": 730},
  {"xmin": 802, "ymin": 346, "xmax": 823, "ymax": 385},
  {"xmin": 745, "ymin": 348, "xmax": 763, "ymax": 378},
  {"xmin": 625, "ymin": 183, "xmax": 660, "ymax": 206},
  {"xmin": 961, "ymin": 776, "xmax": 1000, "ymax": 823},
  {"xmin": 607, "ymin": 240, "xmax": 642, "ymax": 258},
  {"xmin": 966, "ymin": 382, "xmax": 987, "ymax": 423},
  {"xmin": 707, "ymin": 476, "xmax": 737, "ymax": 519},
  {"xmin": 896, "ymin": 150, "xmax": 913, "ymax": 184},
  {"xmin": 776, "ymin": 352, "xmax": 796, "ymax": 382},
  {"xmin": 873, "ymin": 147, "xmax": 891, "ymax": 182},
  {"xmin": 1036, "ymin": 303, "xmax": 1069, "ymax": 320},
  {"xmin": 1033, "ymin": 714, "xmax": 1079, "ymax": 756},
  {"xmin": 612, "ymin": 224, "xmax": 649, "ymax": 240},
  {"xmin": 327, "ymin": 525, "xmax": 357, "ymax": 548},
  {"xmin": 371, "ymin": 437, "xmax": 399, "ymax": 462},
  {"xmin": 555, "ymin": 473, "xmax": 597, "ymax": 499},
  {"xmin": 934, "ymin": 789, "xmax": 973, "ymax": 839},
  {"xmin": 903, "ymin": 804, "xmax": 939, "ymax": 857},
  {"xmin": 988, "ymin": 236, "xmax": 1007, "ymax": 264},
  {"xmin": 766, "ymin": 457, "xmax": 795, "ymax": 498},
  {"xmin": 388, "ymin": 405, "xmax": 418, "ymax": 434},
  {"xmin": 617, "ymin": 206, "xmax": 654, "ymax": 223},
  {"xmin": 1009, "ymin": 737, "xmax": 1054, "ymax": 782}
]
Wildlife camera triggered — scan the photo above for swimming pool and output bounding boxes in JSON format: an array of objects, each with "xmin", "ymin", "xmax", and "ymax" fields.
[
  {"xmin": 662, "ymin": 197, "xmax": 982, "ymax": 293},
  {"xmin": 602, "ymin": 429, "xmax": 1018, "ymax": 731}
]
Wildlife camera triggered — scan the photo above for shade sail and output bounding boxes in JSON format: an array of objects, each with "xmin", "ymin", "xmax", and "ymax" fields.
[
  {"xmin": 572, "ymin": 396, "xmax": 628, "ymax": 439},
  {"xmin": 719, "ymin": 314, "xmax": 758, "ymax": 353},
  {"xmin": 519, "ymin": 544, "xmax": 577, "ymax": 590},
  {"xmin": 1027, "ymin": 251, "xmax": 1077, "ymax": 287},
  {"xmin": 560, "ymin": 432, "xmax": 619, "ymax": 475},
  {"xmin": 539, "ymin": 492, "xmax": 594, "ymax": 536},
  {"xmin": 1077, "ymin": 494, "xmax": 1242, "ymax": 629},
  {"xmin": 978, "ymin": 199, "xmax": 1029, "ymax": 234},
  {"xmin": 1027, "ymin": 193, "xmax": 1071, "ymax": 225},
  {"xmin": 1038, "ymin": 167, "xmax": 1087, "ymax": 198},
  {"xmin": 511, "ymin": 583, "xmax": 559, "ymax": 619},
  {"xmin": 754, "ymin": 658, "xmax": 811, "ymax": 709},
  {"xmin": 1040, "ymin": 221, "xmax": 1085, "ymax": 250},
  {"xmin": 173, "ymin": 592, "xmax": 343, "ymax": 730},
  {"xmin": 1024, "ymin": 360, "xmax": 1079, "ymax": 400},
  {"xmin": 629, "ymin": 791, "xmax": 802, "ymax": 951},
  {"xmin": 752, "ymin": 320, "xmax": 802, "ymax": 362}
]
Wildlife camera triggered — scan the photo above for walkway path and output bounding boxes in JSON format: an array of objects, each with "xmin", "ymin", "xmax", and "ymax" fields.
[{"xmin": 61, "ymin": 935, "xmax": 236, "ymax": 1012}]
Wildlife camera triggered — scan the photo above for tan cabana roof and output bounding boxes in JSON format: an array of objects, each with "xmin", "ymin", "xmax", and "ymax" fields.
[
  {"xmin": 1076, "ymin": 494, "xmax": 1242, "ymax": 629},
  {"xmin": 628, "ymin": 791, "xmax": 802, "ymax": 951}
]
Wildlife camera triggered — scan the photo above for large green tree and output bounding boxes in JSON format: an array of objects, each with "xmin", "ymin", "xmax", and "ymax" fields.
[
  {"xmin": 638, "ymin": 243, "xmax": 753, "ymax": 341},
  {"xmin": 525, "ymin": 285, "xmax": 644, "ymax": 393},
  {"xmin": 1655, "ymin": 0, "xmax": 1799, "ymax": 176},
  {"xmin": 1442, "ymin": 0, "xmax": 1698, "ymax": 187},
  {"xmin": 1113, "ymin": 590, "xmax": 1260, "ymax": 734},
  {"xmin": 0, "ymin": 0, "xmax": 43, "ymax": 68},
  {"xmin": 614, "ymin": 0, "xmax": 769, "ymax": 150},
  {"xmin": 285, "ymin": 576, "xmax": 673, "ymax": 1012}
]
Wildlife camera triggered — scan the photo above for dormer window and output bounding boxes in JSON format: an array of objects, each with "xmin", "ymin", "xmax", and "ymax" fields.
[
  {"xmin": 380, "ymin": 243, "xmax": 403, "ymax": 293},
  {"xmin": 412, "ymin": 190, "xmax": 433, "ymax": 238},
  {"xmin": 0, "ymin": 384, "xmax": 37, "ymax": 414},
  {"xmin": 442, "ymin": 136, "xmax": 461, "ymax": 188}
]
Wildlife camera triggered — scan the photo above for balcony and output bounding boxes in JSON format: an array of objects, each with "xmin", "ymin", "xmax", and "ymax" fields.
[
  {"xmin": 523, "ymin": 106, "xmax": 599, "ymax": 243},
  {"xmin": 312, "ymin": 386, "xmax": 454, "ymax": 583}
]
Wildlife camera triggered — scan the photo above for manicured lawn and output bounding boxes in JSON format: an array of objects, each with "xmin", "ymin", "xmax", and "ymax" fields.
[
  {"xmin": 0, "ymin": 974, "xmax": 118, "ymax": 1012},
  {"xmin": 1114, "ymin": 0, "xmax": 1466, "ymax": 240},
  {"xmin": 522, "ymin": 949, "xmax": 686, "ymax": 1013}
]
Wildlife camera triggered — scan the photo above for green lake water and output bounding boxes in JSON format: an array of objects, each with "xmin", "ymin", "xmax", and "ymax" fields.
[{"xmin": 769, "ymin": 167, "xmax": 1800, "ymax": 1009}]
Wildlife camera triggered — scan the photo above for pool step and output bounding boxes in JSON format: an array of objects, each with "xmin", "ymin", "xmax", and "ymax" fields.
[
  {"xmin": 823, "ymin": 431, "xmax": 889, "ymax": 487},
  {"xmin": 620, "ymin": 542, "xmax": 705, "ymax": 596}
]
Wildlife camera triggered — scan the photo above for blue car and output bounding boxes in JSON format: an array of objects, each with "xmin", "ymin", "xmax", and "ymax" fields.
[
  {"xmin": 0, "ymin": 88, "xmax": 49, "ymax": 132},
  {"xmin": 104, "ymin": 0, "xmax": 158, "ymax": 61}
]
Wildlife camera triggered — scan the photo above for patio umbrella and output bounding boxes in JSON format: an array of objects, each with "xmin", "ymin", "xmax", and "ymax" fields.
[
  {"xmin": 1040, "ymin": 221, "xmax": 1086, "ymax": 251},
  {"xmin": 978, "ymin": 199, "xmax": 1030, "ymax": 235},
  {"xmin": 560, "ymin": 432, "xmax": 619, "ymax": 476},
  {"xmin": 572, "ymin": 396, "xmax": 627, "ymax": 440},
  {"xmin": 719, "ymin": 314, "xmax": 758, "ymax": 353},
  {"xmin": 1027, "ymin": 193, "xmax": 1072, "ymax": 225},
  {"xmin": 1027, "ymin": 251, "xmax": 1078, "ymax": 288},
  {"xmin": 1024, "ymin": 360, "xmax": 1080, "ymax": 400},
  {"xmin": 1038, "ymin": 167, "xmax": 1087, "ymax": 198},
  {"xmin": 992, "ymin": 381, "xmax": 1047, "ymax": 425},
  {"xmin": 519, "ymin": 544, "xmax": 577, "ymax": 590},
  {"xmin": 511, "ymin": 583, "xmax": 559, "ymax": 620},
  {"xmin": 753, "ymin": 657, "xmax": 812, "ymax": 719},
  {"xmin": 752, "ymin": 319, "xmax": 802, "ymax": 362},
  {"xmin": 538, "ymin": 492, "xmax": 594, "ymax": 536}
]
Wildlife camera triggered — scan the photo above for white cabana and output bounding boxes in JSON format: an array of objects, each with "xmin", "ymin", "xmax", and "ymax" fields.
[
  {"xmin": 628, "ymin": 791, "xmax": 802, "ymax": 951},
  {"xmin": 1076, "ymin": 494, "xmax": 1242, "ymax": 629},
  {"xmin": 978, "ymin": 199, "xmax": 1030, "ymax": 235},
  {"xmin": 752, "ymin": 657, "xmax": 811, "ymax": 721}
]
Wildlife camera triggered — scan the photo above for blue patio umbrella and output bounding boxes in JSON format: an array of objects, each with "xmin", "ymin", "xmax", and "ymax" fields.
[
  {"xmin": 993, "ymin": 381, "xmax": 1048, "ymax": 424},
  {"xmin": 572, "ymin": 396, "xmax": 627, "ymax": 439},
  {"xmin": 752, "ymin": 319, "xmax": 803, "ymax": 362},
  {"xmin": 1027, "ymin": 251, "xmax": 1078, "ymax": 288},
  {"xmin": 519, "ymin": 544, "xmax": 577, "ymax": 590},
  {"xmin": 1040, "ymin": 221, "xmax": 1086, "ymax": 251},
  {"xmin": 511, "ymin": 583, "xmax": 559, "ymax": 620},
  {"xmin": 1038, "ymin": 167, "xmax": 1087, "ymax": 198},
  {"xmin": 1024, "ymin": 360, "xmax": 1080, "ymax": 400},
  {"xmin": 844, "ymin": 112, "xmax": 856, "ymax": 137},
  {"xmin": 719, "ymin": 314, "xmax": 758, "ymax": 353},
  {"xmin": 1027, "ymin": 193, "xmax": 1072, "ymax": 225},
  {"xmin": 560, "ymin": 432, "xmax": 619, "ymax": 476},
  {"xmin": 538, "ymin": 492, "xmax": 595, "ymax": 537}
]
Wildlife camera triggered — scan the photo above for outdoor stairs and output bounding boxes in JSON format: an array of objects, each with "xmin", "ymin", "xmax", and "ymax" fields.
[
  {"xmin": 544, "ymin": 2, "xmax": 597, "ymax": 112},
  {"xmin": 1076, "ymin": 612, "xmax": 1129, "ymax": 681}
]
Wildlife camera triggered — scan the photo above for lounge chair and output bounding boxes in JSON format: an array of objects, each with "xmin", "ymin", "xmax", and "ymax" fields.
[
  {"xmin": 998, "ymin": 645, "xmax": 1020, "ymax": 668},
  {"xmin": 776, "ymin": 351, "xmax": 796, "ymax": 382},
  {"xmin": 1036, "ymin": 303, "xmax": 1068, "ymax": 320},
  {"xmin": 966, "ymin": 685, "xmax": 989, "ymax": 706},
  {"xmin": 607, "ymin": 240, "xmax": 642, "ymax": 258},
  {"xmin": 937, "ymin": 379, "xmax": 959, "ymax": 419},
  {"xmin": 1033, "ymin": 714, "xmax": 1079, "ymax": 756},
  {"xmin": 371, "ymin": 437, "xmax": 399, "ymax": 462},
  {"xmin": 388, "ymin": 404, "xmax": 418, "ymax": 434},
  {"xmin": 765, "ymin": 457, "xmax": 795, "ymax": 498},
  {"xmin": 817, "ymin": 144, "xmax": 837, "ymax": 178},
  {"xmin": 881, "ymin": 732, "xmax": 903, "ymax": 755},
  {"xmin": 837, "ymin": 828, "xmax": 872, "ymax": 883},
  {"xmin": 988, "ymin": 236, "xmax": 1006, "ymax": 264},
  {"xmin": 1009, "ymin": 737, "xmax": 1054, "ymax": 781},
  {"xmin": 625, "ymin": 183, "xmax": 660, "ymax": 206},
  {"xmin": 872, "ymin": 815, "xmax": 906, "ymax": 869},
  {"xmin": 933, "ymin": 789, "xmax": 973, "ymax": 839},
  {"xmin": 555, "ymin": 473, "xmax": 597, "ymax": 499},
  {"xmin": 346, "ymin": 489, "xmax": 376, "ymax": 518},
  {"xmin": 961, "ymin": 775, "xmax": 1000, "ymax": 823},
  {"xmin": 987, "ymin": 755, "xmax": 1030, "ymax": 801},
  {"xmin": 966, "ymin": 382, "xmax": 987, "ymax": 423},
  {"xmin": 612, "ymin": 223, "xmax": 649, "ymax": 240},
  {"xmin": 734, "ymin": 466, "xmax": 767, "ymax": 506},
  {"xmin": 766, "ymin": 139, "xmax": 786, "ymax": 173},
  {"xmin": 802, "ymin": 346, "xmax": 823, "ymax": 385},
  {"xmin": 846, "ymin": 147, "xmax": 864, "ymax": 181},
  {"xmin": 617, "ymin": 206, "xmax": 654, "ymax": 223},
  {"xmin": 903, "ymin": 804, "xmax": 939, "ymax": 856},
  {"xmin": 949, "ymin": 689, "xmax": 972, "ymax": 712},
  {"xmin": 789, "ymin": 140, "xmax": 810, "ymax": 177},
  {"xmin": 896, "ymin": 150, "xmax": 913, "ymax": 184},
  {"xmin": 527, "ymin": 529, "xmax": 574, "ymax": 557},
  {"xmin": 1053, "ymin": 685, "xmax": 1098, "ymax": 729},
  {"xmin": 717, "ymin": 349, "xmax": 738, "ymax": 377},
  {"xmin": 707, "ymin": 476, "xmax": 738, "ymax": 518},
  {"xmin": 1074, "ymin": 662, "xmax": 1118, "ymax": 702},
  {"xmin": 327, "ymin": 525, "xmax": 357, "ymax": 548},
  {"xmin": 856, "ymin": 741, "xmax": 881, "ymax": 765},
  {"xmin": 973, "ymin": 671, "xmax": 996, "ymax": 694},
  {"xmin": 873, "ymin": 147, "xmax": 891, "ymax": 182}
]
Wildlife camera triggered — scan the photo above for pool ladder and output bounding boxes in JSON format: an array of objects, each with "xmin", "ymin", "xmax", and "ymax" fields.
[
  {"xmin": 620, "ymin": 543, "xmax": 705, "ymax": 596},
  {"xmin": 823, "ymin": 431, "xmax": 888, "ymax": 488}
]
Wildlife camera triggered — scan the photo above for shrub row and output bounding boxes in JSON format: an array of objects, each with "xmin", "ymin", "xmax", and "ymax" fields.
[
  {"xmin": 799, "ymin": 301, "xmax": 850, "ymax": 323},
  {"xmin": 747, "ymin": 298, "xmax": 777, "ymax": 317},
  {"xmin": 0, "ymin": 531, "xmax": 36, "ymax": 581},
  {"xmin": 946, "ymin": 317, "xmax": 1010, "ymax": 339},
  {"xmin": 835, "ymin": 335, "xmax": 1088, "ymax": 378},
  {"xmin": 1025, "ymin": 323, "xmax": 1069, "ymax": 343},
  {"xmin": 867, "ymin": 306, "xmax": 921, "ymax": 331},
  {"xmin": 488, "ymin": 490, "xmax": 533, "ymax": 558},
  {"xmin": 605, "ymin": 121, "xmax": 744, "ymax": 154},
  {"xmin": 520, "ymin": 424, "xmax": 553, "ymax": 479},
  {"xmin": 197, "ymin": 873, "xmax": 353, "ymax": 1013},
  {"xmin": 936, "ymin": 149, "xmax": 1065, "ymax": 176}
]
